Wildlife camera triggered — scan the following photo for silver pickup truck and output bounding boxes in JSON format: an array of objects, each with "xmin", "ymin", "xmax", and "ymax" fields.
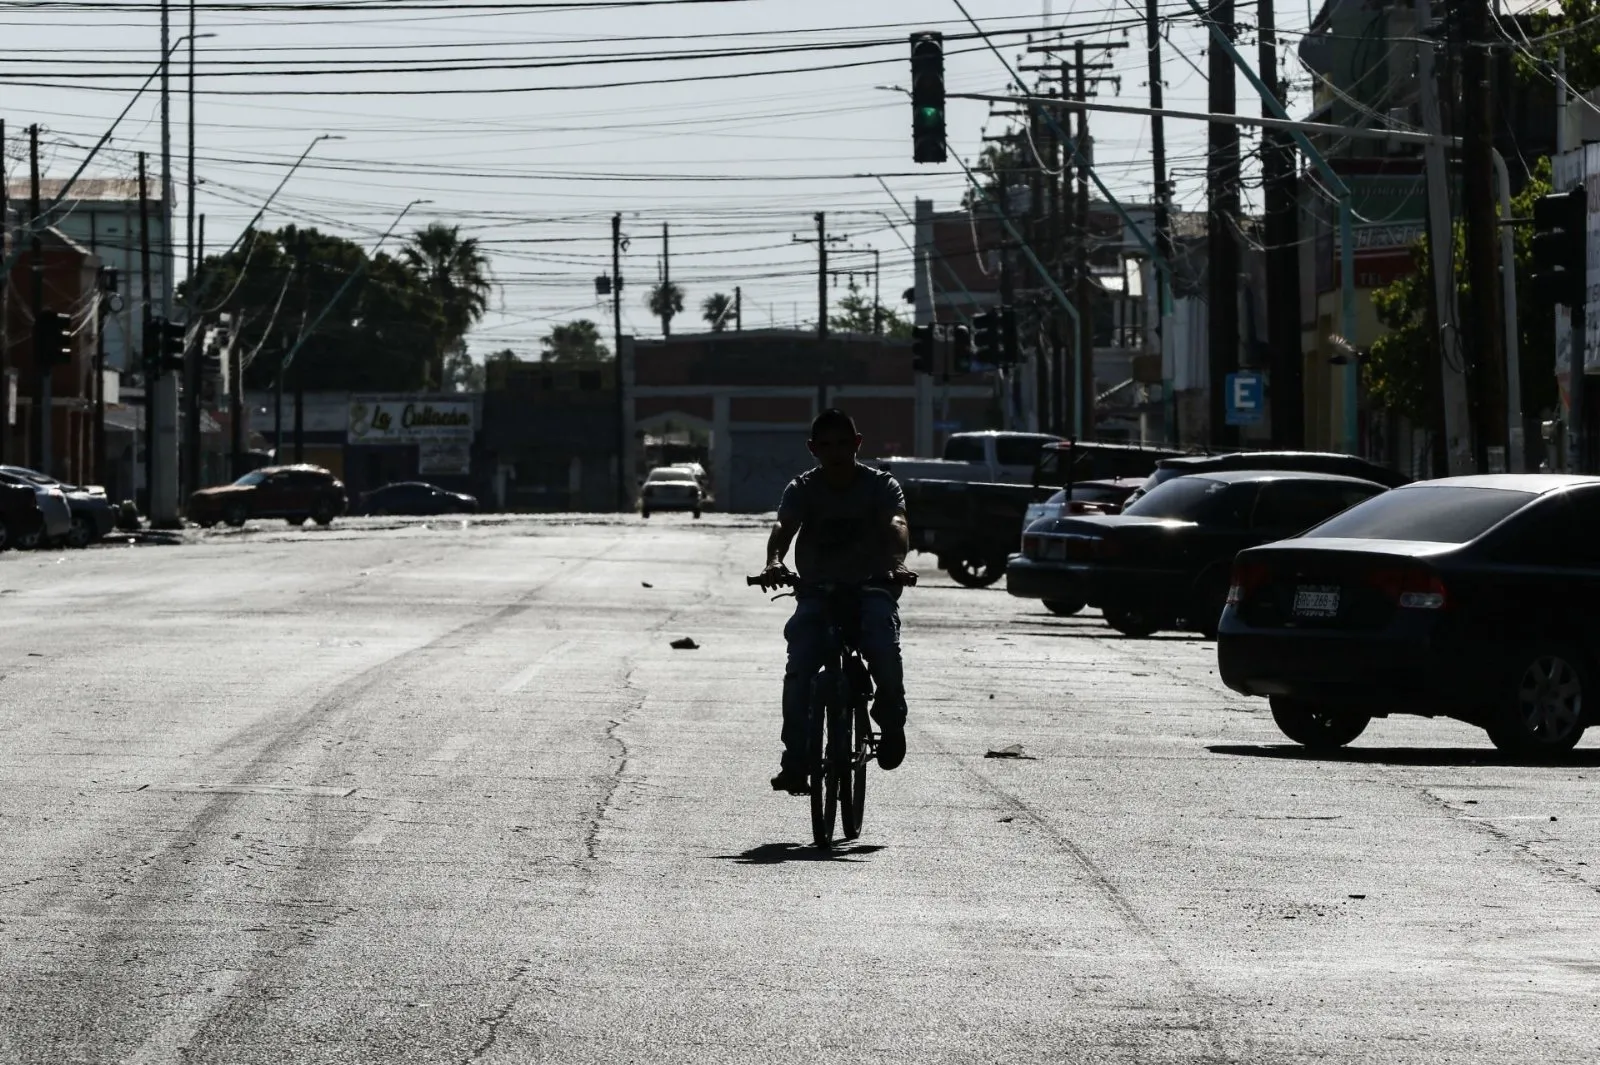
[{"xmin": 871, "ymin": 431, "xmax": 1064, "ymax": 485}]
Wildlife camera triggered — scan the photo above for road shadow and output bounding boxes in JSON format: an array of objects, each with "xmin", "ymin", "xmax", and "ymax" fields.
[
  {"xmin": 1005, "ymin": 628, "xmax": 1206, "ymax": 643},
  {"xmin": 709, "ymin": 842, "xmax": 886, "ymax": 865},
  {"xmin": 1208, "ymin": 743, "xmax": 1600, "ymax": 769}
]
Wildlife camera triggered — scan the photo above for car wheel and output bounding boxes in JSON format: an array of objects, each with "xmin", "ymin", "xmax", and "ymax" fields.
[
  {"xmin": 286, "ymin": 516, "xmax": 307, "ymax": 527},
  {"xmin": 65, "ymin": 516, "xmax": 94, "ymax": 549},
  {"xmin": 1487, "ymin": 647, "xmax": 1589, "ymax": 757},
  {"xmin": 1043, "ymin": 598, "xmax": 1086, "ymax": 617},
  {"xmin": 947, "ymin": 555, "xmax": 1004, "ymax": 588},
  {"xmin": 311, "ymin": 503, "xmax": 335, "ymax": 526},
  {"xmin": 223, "ymin": 502, "xmax": 248, "ymax": 528},
  {"xmin": 15, "ymin": 526, "xmax": 41, "ymax": 550},
  {"xmin": 0, "ymin": 519, "xmax": 11, "ymax": 551},
  {"xmin": 693, "ymin": 509, "xmax": 702, "ymax": 519},
  {"xmin": 1104, "ymin": 607, "xmax": 1160, "ymax": 638},
  {"xmin": 1270, "ymin": 696, "xmax": 1370, "ymax": 750},
  {"xmin": 641, "ymin": 510, "xmax": 651, "ymax": 519}
]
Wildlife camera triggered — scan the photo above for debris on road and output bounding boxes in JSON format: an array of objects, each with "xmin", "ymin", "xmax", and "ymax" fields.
[
  {"xmin": 984, "ymin": 743, "xmax": 1036, "ymax": 760},
  {"xmin": 642, "ymin": 581, "xmax": 654, "ymax": 588},
  {"xmin": 670, "ymin": 637, "xmax": 699, "ymax": 650}
]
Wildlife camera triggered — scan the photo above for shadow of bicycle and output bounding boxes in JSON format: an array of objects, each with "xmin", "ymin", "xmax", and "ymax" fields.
[{"xmin": 709, "ymin": 842, "xmax": 886, "ymax": 865}]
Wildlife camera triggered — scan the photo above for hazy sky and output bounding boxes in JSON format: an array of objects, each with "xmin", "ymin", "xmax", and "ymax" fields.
[{"xmin": 1, "ymin": 0, "xmax": 1320, "ymax": 358}]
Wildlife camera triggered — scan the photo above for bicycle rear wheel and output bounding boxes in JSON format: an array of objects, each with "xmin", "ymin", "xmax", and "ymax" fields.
[{"xmin": 808, "ymin": 675, "xmax": 837, "ymax": 848}]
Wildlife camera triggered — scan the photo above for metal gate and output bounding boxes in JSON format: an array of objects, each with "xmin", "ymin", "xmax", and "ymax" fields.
[{"xmin": 727, "ymin": 430, "xmax": 812, "ymax": 512}]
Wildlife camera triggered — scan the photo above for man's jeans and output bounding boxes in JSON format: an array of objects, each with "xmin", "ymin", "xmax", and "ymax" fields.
[{"xmin": 780, "ymin": 591, "xmax": 905, "ymax": 770}]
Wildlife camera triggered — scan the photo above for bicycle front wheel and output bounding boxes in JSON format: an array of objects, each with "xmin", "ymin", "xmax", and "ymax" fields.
[
  {"xmin": 809, "ymin": 674, "xmax": 838, "ymax": 849},
  {"xmin": 842, "ymin": 694, "xmax": 870, "ymax": 840}
]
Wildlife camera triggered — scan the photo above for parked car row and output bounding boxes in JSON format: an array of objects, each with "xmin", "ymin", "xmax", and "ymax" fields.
[
  {"xmin": 189, "ymin": 466, "xmax": 481, "ymax": 526},
  {"xmin": 1004, "ymin": 450, "xmax": 1600, "ymax": 760},
  {"xmin": 0, "ymin": 465, "xmax": 117, "ymax": 551}
]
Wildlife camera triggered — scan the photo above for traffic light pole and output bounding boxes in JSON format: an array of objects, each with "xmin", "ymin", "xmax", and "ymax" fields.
[
  {"xmin": 183, "ymin": 214, "xmax": 203, "ymax": 500},
  {"xmin": 139, "ymin": 153, "xmax": 154, "ymax": 516}
]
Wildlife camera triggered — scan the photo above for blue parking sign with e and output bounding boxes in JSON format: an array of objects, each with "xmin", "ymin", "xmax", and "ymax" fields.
[{"xmin": 1225, "ymin": 372, "xmax": 1264, "ymax": 426}]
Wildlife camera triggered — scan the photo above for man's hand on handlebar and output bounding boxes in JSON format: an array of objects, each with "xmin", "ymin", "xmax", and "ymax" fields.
[
  {"xmin": 889, "ymin": 562, "xmax": 919, "ymax": 587},
  {"xmin": 755, "ymin": 563, "xmax": 795, "ymax": 590}
]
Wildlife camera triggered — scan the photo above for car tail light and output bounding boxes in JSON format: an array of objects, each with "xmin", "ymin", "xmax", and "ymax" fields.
[
  {"xmin": 1366, "ymin": 565, "xmax": 1448, "ymax": 610},
  {"xmin": 1021, "ymin": 534, "xmax": 1042, "ymax": 560},
  {"xmin": 1227, "ymin": 558, "xmax": 1270, "ymax": 606}
]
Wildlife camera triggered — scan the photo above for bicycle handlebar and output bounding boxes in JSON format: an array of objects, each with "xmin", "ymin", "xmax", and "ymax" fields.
[{"xmin": 746, "ymin": 570, "xmax": 918, "ymax": 590}]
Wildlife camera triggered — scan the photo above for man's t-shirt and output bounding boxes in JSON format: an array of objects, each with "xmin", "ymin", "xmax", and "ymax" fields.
[{"xmin": 778, "ymin": 463, "xmax": 906, "ymax": 583}]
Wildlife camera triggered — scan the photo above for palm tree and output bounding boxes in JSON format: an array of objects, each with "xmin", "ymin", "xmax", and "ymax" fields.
[
  {"xmin": 701, "ymin": 292, "xmax": 736, "ymax": 332},
  {"xmin": 402, "ymin": 223, "xmax": 493, "ymax": 389},
  {"xmin": 648, "ymin": 281, "xmax": 685, "ymax": 338},
  {"xmin": 541, "ymin": 319, "xmax": 610, "ymax": 362}
]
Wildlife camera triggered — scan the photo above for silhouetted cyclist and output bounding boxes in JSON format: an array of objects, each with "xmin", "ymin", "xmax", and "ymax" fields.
[{"xmin": 755, "ymin": 408, "xmax": 914, "ymax": 795}]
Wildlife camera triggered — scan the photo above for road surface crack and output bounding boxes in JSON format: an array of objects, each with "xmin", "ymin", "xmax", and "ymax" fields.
[{"xmin": 462, "ymin": 962, "xmax": 532, "ymax": 1063}]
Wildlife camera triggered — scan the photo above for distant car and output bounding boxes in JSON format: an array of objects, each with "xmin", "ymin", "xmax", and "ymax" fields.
[
  {"xmin": 1219, "ymin": 474, "xmax": 1600, "ymax": 757},
  {"xmin": 1123, "ymin": 451, "xmax": 1410, "ymax": 507},
  {"xmin": 189, "ymin": 465, "xmax": 347, "ymax": 528},
  {"xmin": 359, "ymin": 481, "xmax": 478, "ymax": 517},
  {"xmin": 0, "ymin": 482, "xmax": 44, "ymax": 552},
  {"xmin": 1020, "ymin": 477, "xmax": 1143, "ymax": 530},
  {"xmin": 640, "ymin": 466, "xmax": 702, "ymax": 519},
  {"xmin": 1008, "ymin": 470, "xmax": 1386, "ymax": 635},
  {"xmin": 0, "ymin": 471, "xmax": 72, "ymax": 548},
  {"xmin": 0, "ymin": 465, "xmax": 117, "ymax": 548}
]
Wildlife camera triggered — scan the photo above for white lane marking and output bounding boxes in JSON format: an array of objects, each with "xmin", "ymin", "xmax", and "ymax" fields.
[
  {"xmin": 498, "ymin": 639, "xmax": 577, "ymax": 693},
  {"xmin": 126, "ymin": 967, "xmax": 250, "ymax": 1065},
  {"xmin": 428, "ymin": 732, "xmax": 476, "ymax": 763}
]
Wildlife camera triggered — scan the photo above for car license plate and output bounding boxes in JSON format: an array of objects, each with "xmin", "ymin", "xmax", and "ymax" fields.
[{"xmin": 1292, "ymin": 585, "xmax": 1340, "ymax": 617}]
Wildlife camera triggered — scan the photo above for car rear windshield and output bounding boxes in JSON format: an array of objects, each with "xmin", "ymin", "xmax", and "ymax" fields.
[
  {"xmin": 1120, "ymin": 476, "xmax": 1229, "ymax": 520},
  {"xmin": 1305, "ymin": 485, "xmax": 1535, "ymax": 543}
]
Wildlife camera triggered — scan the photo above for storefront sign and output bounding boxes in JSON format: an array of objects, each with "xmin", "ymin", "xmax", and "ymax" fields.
[{"xmin": 348, "ymin": 395, "xmax": 475, "ymax": 445}]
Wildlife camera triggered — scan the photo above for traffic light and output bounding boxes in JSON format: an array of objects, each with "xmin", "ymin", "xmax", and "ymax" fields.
[
  {"xmin": 32, "ymin": 309, "xmax": 71, "ymax": 367},
  {"xmin": 972, "ymin": 310, "xmax": 1000, "ymax": 364},
  {"xmin": 910, "ymin": 32, "xmax": 946, "ymax": 164},
  {"xmin": 911, "ymin": 323, "xmax": 934, "ymax": 375},
  {"xmin": 999, "ymin": 305, "xmax": 1019, "ymax": 366},
  {"xmin": 950, "ymin": 323, "xmax": 973, "ymax": 375},
  {"xmin": 1531, "ymin": 185, "xmax": 1587, "ymax": 310},
  {"xmin": 144, "ymin": 316, "xmax": 188, "ymax": 377}
]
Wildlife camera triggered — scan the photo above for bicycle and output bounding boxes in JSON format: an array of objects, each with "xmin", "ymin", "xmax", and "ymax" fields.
[{"xmin": 748, "ymin": 568, "xmax": 916, "ymax": 848}]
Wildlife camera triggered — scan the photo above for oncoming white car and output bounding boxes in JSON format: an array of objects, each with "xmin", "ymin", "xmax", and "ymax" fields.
[{"xmin": 640, "ymin": 466, "xmax": 703, "ymax": 519}]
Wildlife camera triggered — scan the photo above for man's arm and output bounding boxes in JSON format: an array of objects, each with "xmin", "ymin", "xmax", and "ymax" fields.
[
  {"xmin": 766, "ymin": 517, "xmax": 799, "ymax": 570},
  {"xmin": 887, "ymin": 508, "xmax": 909, "ymax": 567}
]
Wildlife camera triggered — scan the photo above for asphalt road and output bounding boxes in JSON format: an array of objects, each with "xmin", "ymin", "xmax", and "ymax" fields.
[{"xmin": 2, "ymin": 514, "xmax": 1599, "ymax": 1063}]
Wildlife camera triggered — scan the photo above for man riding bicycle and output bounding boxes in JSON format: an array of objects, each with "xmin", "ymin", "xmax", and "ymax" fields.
[{"xmin": 757, "ymin": 408, "xmax": 914, "ymax": 795}]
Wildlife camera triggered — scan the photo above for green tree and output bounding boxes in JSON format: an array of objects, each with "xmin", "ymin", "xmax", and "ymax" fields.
[
  {"xmin": 1517, "ymin": 1, "xmax": 1600, "ymax": 93},
  {"xmin": 540, "ymin": 319, "xmax": 610, "ymax": 362},
  {"xmin": 648, "ymin": 281, "xmax": 686, "ymax": 337},
  {"xmin": 701, "ymin": 292, "xmax": 736, "ymax": 332},
  {"xmin": 401, "ymin": 223, "xmax": 493, "ymax": 388},
  {"xmin": 1364, "ymin": 158, "xmax": 1556, "ymax": 426},
  {"xmin": 443, "ymin": 348, "xmax": 484, "ymax": 392},
  {"xmin": 829, "ymin": 281, "xmax": 913, "ymax": 339},
  {"xmin": 185, "ymin": 225, "xmax": 443, "ymax": 393}
]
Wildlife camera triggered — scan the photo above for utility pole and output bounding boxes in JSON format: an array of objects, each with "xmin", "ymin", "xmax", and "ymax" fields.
[
  {"xmin": 1073, "ymin": 42, "xmax": 1095, "ymax": 442},
  {"xmin": 1461, "ymin": 0, "xmax": 1505, "ymax": 469},
  {"xmin": 1206, "ymin": 0, "xmax": 1241, "ymax": 448},
  {"xmin": 1145, "ymin": 0, "xmax": 1174, "ymax": 444},
  {"xmin": 612, "ymin": 212, "xmax": 626, "ymax": 510},
  {"xmin": 660, "ymin": 221, "xmax": 671, "ymax": 338},
  {"xmin": 154, "ymin": 0, "xmax": 180, "ymax": 526},
  {"xmin": 1416, "ymin": 0, "xmax": 1471, "ymax": 475},
  {"xmin": 183, "ymin": 214, "xmax": 203, "ymax": 498},
  {"xmin": 139, "ymin": 152, "xmax": 154, "ymax": 515},
  {"xmin": 29, "ymin": 125, "xmax": 48, "ymax": 475},
  {"xmin": 95, "ymin": 270, "xmax": 107, "ymax": 485},
  {"xmin": 734, "ymin": 286, "xmax": 742, "ymax": 332},
  {"xmin": 1259, "ymin": 0, "xmax": 1303, "ymax": 448},
  {"xmin": 229, "ymin": 318, "xmax": 243, "ymax": 479},
  {"xmin": 816, "ymin": 210, "xmax": 828, "ymax": 410}
]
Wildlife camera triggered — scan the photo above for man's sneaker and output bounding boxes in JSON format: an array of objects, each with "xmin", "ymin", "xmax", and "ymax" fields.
[
  {"xmin": 770, "ymin": 767, "xmax": 810, "ymax": 795},
  {"xmin": 874, "ymin": 713, "xmax": 906, "ymax": 771}
]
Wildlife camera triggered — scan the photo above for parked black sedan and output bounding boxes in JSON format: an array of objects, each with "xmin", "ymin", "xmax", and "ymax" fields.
[
  {"xmin": 1122, "ymin": 450, "xmax": 1410, "ymax": 507},
  {"xmin": 1008, "ymin": 470, "xmax": 1386, "ymax": 637},
  {"xmin": 1218, "ymin": 474, "xmax": 1600, "ymax": 758},
  {"xmin": 358, "ymin": 482, "xmax": 479, "ymax": 517}
]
